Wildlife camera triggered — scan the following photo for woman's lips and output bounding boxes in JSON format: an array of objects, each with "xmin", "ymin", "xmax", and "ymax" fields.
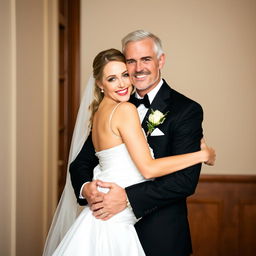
[{"xmin": 116, "ymin": 88, "xmax": 128, "ymax": 96}]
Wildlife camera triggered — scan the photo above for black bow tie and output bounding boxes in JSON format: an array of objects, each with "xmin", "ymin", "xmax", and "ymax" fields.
[{"xmin": 130, "ymin": 94, "xmax": 150, "ymax": 108}]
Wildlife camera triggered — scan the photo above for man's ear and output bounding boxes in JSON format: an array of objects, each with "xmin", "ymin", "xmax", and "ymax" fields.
[{"xmin": 158, "ymin": 53, "xmax": 166, "ymax": 70}]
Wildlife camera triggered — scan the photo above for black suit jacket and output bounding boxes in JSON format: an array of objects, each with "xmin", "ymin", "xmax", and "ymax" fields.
[{"xmin": 70, "ymin": 80, "xmax": 203, "ymax": 256}]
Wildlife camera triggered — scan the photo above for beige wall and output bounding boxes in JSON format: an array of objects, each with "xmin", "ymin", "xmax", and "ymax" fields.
[
  {"xmin": 0, "ymin": 0, "xmax": 58, "ymax": 255},
  {"xmin": 0, "ymin": 1, "xmax": 16, "ymax": 255},
  {"xmin": 81, "ymin": 0, "xmax": 256, "ymax": 175}
]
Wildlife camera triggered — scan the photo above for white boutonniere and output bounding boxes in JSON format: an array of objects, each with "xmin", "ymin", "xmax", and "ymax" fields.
[{"xmin": 146, "ymin": 109, "xmax": 168, "ymax": 136}]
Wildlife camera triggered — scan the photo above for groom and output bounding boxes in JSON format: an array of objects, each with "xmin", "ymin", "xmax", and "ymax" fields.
[{"xmin": 70, "ymin": 30, "xmax": 203, "ymax": 256}]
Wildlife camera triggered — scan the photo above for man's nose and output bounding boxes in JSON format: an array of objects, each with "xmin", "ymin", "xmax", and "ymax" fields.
[{"xmin": 135, "ymin": 61, "xmax": 143, "ymax": 72}]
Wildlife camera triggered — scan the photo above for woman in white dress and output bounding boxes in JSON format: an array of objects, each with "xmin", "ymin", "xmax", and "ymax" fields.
[{"xmin": 43, "ymin": 49, "xmax": 215, "ymax": 256}]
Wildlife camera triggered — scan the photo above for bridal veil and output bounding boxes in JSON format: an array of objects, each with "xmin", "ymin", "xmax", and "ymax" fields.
[{"xmin": 43, "ymin": 76, "xmax": 95, "ymax": 256}]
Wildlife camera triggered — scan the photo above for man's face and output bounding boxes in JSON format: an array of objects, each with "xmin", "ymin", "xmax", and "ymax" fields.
[{"xmin": 124, "ymin": 38, "xmax": 165, "ymax": 97}]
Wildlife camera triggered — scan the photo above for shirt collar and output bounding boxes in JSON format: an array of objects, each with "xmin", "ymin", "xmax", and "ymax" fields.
[{"xmin": 135, "ymin": 79, "xmax": 163, "ymax": 103}]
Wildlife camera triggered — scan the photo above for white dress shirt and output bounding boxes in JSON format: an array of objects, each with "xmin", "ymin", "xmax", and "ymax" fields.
[{"xmin": 135, "ymin": 79, "xmax": 163, "ymax": 123}]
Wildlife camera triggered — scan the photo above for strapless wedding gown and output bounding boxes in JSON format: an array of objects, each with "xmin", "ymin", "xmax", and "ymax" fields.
[{"xmin": 53, "ymin": 143, "xmax": 146, "ymax": 256}]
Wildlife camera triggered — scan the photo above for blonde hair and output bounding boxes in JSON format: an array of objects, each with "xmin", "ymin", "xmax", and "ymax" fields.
[{"xmin": 89, "ymin": 49, "xmax": 126, "ymax": 124}]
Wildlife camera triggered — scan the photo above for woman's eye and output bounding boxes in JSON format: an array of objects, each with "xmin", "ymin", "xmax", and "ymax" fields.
[{"xmin": 108, "ymin": 77, "xmax": 115, "ymax": 82}]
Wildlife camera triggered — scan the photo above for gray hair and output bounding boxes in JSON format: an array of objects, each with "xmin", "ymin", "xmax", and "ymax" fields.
[{"xmin": 121, "ymin": 30, "xmax": 164, "ymax": 58}]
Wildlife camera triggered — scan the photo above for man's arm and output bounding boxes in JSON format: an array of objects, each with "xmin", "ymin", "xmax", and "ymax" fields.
[
  {"xmin": 69, "ymin": 132, "xmax": 99, "ymax": 205},
  {"xmin": 125, "ymin": 102, "xmax": 203, "ymax": 218}
]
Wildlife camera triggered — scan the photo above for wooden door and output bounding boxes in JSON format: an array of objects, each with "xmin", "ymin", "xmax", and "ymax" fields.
[{"xmin": 58, "ymin": 0, "xmax": 80, "ymax": 199}]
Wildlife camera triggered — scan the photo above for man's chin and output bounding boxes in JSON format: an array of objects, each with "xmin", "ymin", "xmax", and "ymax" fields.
[
  {"xmin": 133, "ymin": 81, "xmax": 149, "ymax": 91},
  {"xmin": 134, "ymin": 82, "xmax": 156, "ymax": 92}
]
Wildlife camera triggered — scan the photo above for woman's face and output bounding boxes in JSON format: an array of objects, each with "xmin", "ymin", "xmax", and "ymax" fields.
[{"xmin": 99, "ymin": 61, "xmax": 133, "ymax": 103}]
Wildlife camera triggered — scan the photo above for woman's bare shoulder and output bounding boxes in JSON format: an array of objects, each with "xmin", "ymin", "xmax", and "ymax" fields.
[
  {"xmin": 117, "ymin": 101, "xmax": 137, "ymax": 113},
  {"xmin": 114, "ymin": 102, "xmax": 139, "ymax": 123}
]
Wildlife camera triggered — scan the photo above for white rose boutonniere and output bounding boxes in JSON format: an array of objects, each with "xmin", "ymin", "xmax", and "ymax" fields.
[{"xmin": 146, "ymin": 109, "xmax": 168, "ymax": 136}]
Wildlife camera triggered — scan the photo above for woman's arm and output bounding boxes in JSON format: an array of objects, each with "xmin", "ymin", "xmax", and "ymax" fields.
[{"xmin": 114, "ymin": 102, "xmax": 215, "ymax": 179}]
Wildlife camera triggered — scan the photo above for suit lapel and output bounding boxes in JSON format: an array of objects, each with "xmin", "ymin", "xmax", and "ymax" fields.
[{"xmin": 141, "ymin": 80, "xmax": 172, "ymax": 132}]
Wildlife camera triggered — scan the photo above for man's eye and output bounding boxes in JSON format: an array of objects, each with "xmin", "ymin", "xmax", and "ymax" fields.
[
  {"xmin": 126, "ymin": 60, "xmax": 135, "ymax": 64},
  {"xmin": 123, "ymin": 73, "xmax": 129, "ymax": 77},
  {"xmin": 143, "ymin": 58, "xmax": 151, "ymax": 62}
]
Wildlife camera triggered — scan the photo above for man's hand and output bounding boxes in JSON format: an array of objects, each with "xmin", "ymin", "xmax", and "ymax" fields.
[
  {"xmin": 200, "ymin": 138, "xmax": 216, "ymax": 166},
  {"xmin": 91, "ymin": 181, "xmax": 127, "ymax": 221},
  {"xmin": 82, "ymin": 180, "xmax": 104, "ymax": 206}
]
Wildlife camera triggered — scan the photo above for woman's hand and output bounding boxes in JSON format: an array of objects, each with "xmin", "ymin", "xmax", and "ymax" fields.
[{"xmin": 200, "ymin": 138, "xmax": 216, "ymax": 166}]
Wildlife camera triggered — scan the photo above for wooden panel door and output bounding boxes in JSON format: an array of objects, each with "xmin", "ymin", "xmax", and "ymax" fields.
[{"xmin": 58, "ymin": 0, "xmax": 80, "ymax": 199}]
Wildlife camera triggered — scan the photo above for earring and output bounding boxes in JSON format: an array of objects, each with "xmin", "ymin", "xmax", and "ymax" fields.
[{"xmin": 101, "ymin": 88, "xmax": 104, "ymax": 93}]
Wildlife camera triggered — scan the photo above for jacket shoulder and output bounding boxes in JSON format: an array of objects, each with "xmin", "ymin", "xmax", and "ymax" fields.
[{"xmin": 169, "ymin": 86, "xmax": 203, "ymax": 114}]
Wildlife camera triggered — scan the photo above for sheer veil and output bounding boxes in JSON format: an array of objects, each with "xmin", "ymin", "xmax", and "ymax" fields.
[{"xmin": 43, "ymin": 75, "xmax": 95, "ymax": 256}]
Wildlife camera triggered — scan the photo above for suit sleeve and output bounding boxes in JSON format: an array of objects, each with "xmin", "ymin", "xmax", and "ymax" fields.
[
  {"xmin": 69, "ymin": 132, "xmax": 99, "ymax": 205},
  {"xmin": 125, "ymin": 102, "xmax": 203, "ymax": 218}
]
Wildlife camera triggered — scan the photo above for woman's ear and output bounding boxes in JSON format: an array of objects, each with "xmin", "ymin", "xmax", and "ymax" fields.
[
  {"xmin": 96, "ymin": 80, "xmax": 104, "ymax": 93},
  {"xmin": 96, "ymin": 80, "xmax": 103, "ymax": 91}
]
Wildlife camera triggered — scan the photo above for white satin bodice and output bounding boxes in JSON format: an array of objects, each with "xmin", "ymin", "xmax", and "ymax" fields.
[
  {"xmin": 91, "ymin": 143, "xmax": 146, "ymax": 225},
  {"xmin": 93, "ymin": 143, "xmax": 146, "ymax": 188}
]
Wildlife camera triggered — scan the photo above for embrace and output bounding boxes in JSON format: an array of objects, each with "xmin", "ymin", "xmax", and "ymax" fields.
[{"xmin": 43, "ymin": 30, "xmax": 216, "ymax": 256}]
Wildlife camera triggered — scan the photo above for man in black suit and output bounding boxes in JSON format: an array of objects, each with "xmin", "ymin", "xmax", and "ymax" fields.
[{"xmin": 70, "ymin": 30, "xmax": 203, "ymax": 256}]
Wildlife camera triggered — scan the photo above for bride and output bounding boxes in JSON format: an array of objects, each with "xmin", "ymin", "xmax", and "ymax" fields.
[{"xmin": 43, "ymin": 48, "xmax": 215, "ymax": 256}]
